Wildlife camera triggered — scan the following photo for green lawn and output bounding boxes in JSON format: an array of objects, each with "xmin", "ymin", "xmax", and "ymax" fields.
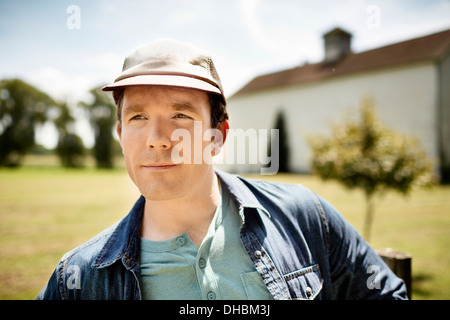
[
  {"xmin": 0, "ymin": 164, "xmax": 141, "ymax": 299},
  {"xmin": 0, "ymin": 161, "xmax": 449, "ymax": 299}
]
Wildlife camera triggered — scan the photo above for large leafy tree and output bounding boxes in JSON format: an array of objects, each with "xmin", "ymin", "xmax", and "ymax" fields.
[
  {"xmin": 0, "ymin": 79, "xmax": 54, "ymax": 166},
  {"xmin": 309, "ymin": 98, "xmax": 435, "ymax": 241},
  {"xmin": 54, "ymin": 102, "xmax": 85, "ymax": 168},
  {"xmin": 81, "ymin": 86, "xmax": 117, "ymax": 169}
]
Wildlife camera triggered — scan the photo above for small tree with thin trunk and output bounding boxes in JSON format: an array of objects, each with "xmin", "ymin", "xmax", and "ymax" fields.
[{"xmin": 309, "ymin": 98, "xmax": 436, "ymax": 242}]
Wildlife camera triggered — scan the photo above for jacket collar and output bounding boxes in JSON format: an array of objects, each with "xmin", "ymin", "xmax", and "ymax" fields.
[
  {"xmin": 92, "ymin": 169, "xmax": 270, "ymax": 269},
  {"xmin": 92, "ymin": 196, "xmax": 145, "ymax": 270},
  {"xmin": 215, "ymin": 169, "xmax": 271, "ymax": 219}
]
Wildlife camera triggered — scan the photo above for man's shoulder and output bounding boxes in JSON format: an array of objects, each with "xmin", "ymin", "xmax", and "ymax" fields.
[
  {"xmin": 37, "ymin": 197, "xmax": 145, "ymax": 300},
  {"xmin": 217, "ymin": 170, "xmax": 327, "ymax": 218},
  {"xmin": 58, "ymin": 221, "xmax": 120, "ymax": 270},
  {"xmin": 239, "ymin": 174, "xmax": 309, "ymax": 191},
  {"xmin": 236, "ymin": 174, "xmax": 318, "ymax": 203}
]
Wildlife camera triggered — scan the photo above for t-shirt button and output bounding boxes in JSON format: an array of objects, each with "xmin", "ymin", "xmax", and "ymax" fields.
[
  {"xmin": 198, "ymin": 258, "xmax": 206, "ymax": 268},
  {"xmin": 176, "ymin": 236, "xmax": 186, "ymax": 246},
  {"xmin": 207, "ymin": 291, "xmax": 216, "ymax": 300}
]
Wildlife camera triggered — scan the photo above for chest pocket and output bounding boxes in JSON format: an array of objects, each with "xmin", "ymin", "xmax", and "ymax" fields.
[{"xmin": 284, "ymin": 264, "xmax": 323, "ymax": 300}]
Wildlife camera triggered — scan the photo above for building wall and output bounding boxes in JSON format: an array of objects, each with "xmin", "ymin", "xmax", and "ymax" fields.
[{"xmin": 217, "ymin": 61, "xmax": 439, "ymax": 174}]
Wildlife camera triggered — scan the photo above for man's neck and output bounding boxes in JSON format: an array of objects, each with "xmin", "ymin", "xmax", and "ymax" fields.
[{"xmin": 140, "ymin": 172, "xmax": 221, "ymax": 247}]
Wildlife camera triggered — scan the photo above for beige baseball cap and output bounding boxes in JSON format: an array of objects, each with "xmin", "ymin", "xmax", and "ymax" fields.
[{"xmin": 102, "ymin": 39, "xmax": 226, "ymax": 104}]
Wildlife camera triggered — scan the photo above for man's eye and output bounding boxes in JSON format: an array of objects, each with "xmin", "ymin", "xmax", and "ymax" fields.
[
  {"xmin": 130, "ymin": 115, "xmax": 145, "ymax": 120},
  {"xmin": 174, "ymin": 113, "xmax": 192, "ymax": 120}
]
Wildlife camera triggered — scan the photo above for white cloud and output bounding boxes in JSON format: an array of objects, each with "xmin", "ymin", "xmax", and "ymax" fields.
[
  {"xmin": 25, "ymin": 67, "xmax": 93, "ymax": 103},
  {"xmin": 237, "ymin": 0, "xmax": 322, "ymax": 73},
  {"xmin": 24, "ymin": 51, "xmax": 123, "ymax": 103},
  {"xmin": 238, "ymin": 0, "xmax": 450, "ymax": 56},
  {"xmin": 167, "ymin": 10, "xmax": 198, "ymax": 25},
  {"xmin": 86, "ymin": 52, "xmax": 124, "ymax": 89}
]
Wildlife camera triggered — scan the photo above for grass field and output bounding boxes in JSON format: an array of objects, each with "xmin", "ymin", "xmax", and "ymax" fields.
[{"xmin": 0, "ymin": 156, "xmax": 449, "ymax": 299}]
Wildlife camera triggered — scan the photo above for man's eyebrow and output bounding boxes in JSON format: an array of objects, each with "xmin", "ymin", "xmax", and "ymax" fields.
[
  {"xmin": 122, "ymin": 103, "xmax": 144, "ymax": 115},
  {"xmin": 122, "ymin": 101, "xmax": 201, "ymax": 116},
  {"xmin": 171, "ymin": 102, "xmax": 200, "ymax": 115}
]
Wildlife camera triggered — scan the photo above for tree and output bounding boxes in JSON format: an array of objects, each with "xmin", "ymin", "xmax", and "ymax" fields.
[
  {"xmin": 81, "ymin": 86, "xmax": 117, "ymax": 169},
  {"xmin": 54, "ymin": 102, "xmax": 85, "ymax": 168},
  {"xmin": 267, "ymin": 110, "xmax": 290, "ymax": 172},
  {"xmin": 0, "ymin": 79, "xmax": 54, "ymax": 166},
  {"xmin": 309, "ymin": 98, "xmax": 435, "ymax": 241}
]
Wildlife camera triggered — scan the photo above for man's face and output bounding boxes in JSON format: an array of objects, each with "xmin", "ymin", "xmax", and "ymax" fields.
[{"xmin": 117, "ymin": 85, "xmax": 222, "ymax": 201}]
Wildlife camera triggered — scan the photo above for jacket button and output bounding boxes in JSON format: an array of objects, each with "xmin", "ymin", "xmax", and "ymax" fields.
[
  {"xmin": 254, "ymin": 250, "xmax": 262, "ymax": 258},
  {"xmin": 306, "ymin": 287, "xmax": 312, "ymax": 297}
]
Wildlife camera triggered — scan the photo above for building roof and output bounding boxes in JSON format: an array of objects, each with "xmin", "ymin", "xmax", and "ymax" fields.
[{"xmin": 232, "ymin": 28, "xmax": 450, "ymax": 97}]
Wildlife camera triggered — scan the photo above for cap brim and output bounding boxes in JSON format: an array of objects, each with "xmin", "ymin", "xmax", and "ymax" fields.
[{"xmin": 102, "ymin": 74, "xmax": 222, "ymax": 95}]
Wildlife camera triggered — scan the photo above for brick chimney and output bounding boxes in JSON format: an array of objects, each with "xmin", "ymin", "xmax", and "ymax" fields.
[{"xmin": 323, "ymin": 27, "xmax": 352, "ymax": 64}]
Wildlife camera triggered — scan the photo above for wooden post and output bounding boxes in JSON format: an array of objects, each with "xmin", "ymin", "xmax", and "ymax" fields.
[{"xmin": 376, "ymin": 248, "xmax": 412, "ymax": 299}]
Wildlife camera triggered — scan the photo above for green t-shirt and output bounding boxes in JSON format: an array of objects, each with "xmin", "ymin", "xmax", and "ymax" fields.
[{"xmin": 139, "ymin": 182, "xmax": 272, "ymax": 300}]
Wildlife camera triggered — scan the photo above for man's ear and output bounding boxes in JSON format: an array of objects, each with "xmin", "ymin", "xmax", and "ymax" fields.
[
  {"xmin": 208, "ymin": 120, "xmax": 229, "ymax": 159},
  {"xmin": 116, "ymin": 121, "xmax": 121, "ymax": 139},
  {"xmin": 217, "ymin": 120, "xmax": 229, "ymax": 144},
  {"xmin": 116, "ymin": 121, "xmax": 124, "ymax": 153}
]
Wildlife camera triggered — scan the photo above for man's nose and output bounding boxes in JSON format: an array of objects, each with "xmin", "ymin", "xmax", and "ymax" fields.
[{"xmin": 146, "ymin": 119, "xmax": 172, "ymax": 150}]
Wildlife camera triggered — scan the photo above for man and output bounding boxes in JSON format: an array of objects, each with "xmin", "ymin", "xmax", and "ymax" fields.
[{"xmin": 37, "ymin": 39, "xmax": 407, "ymax": 300}]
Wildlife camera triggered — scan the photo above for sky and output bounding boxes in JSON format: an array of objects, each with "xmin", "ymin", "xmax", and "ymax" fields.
[{"xmin": 1, "ymin": 0, "xmax": 449, "ymax": 147}]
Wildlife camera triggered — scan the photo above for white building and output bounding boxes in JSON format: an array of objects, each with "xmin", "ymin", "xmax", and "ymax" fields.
[{"xmin": 216, "ymin": 27, "xmax": 450, "ymax": 181}]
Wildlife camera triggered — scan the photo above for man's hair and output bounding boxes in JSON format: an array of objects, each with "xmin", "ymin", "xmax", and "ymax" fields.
[{"xmin": 114, "ymin": 89, "xmax": 228, "ymax": 130}]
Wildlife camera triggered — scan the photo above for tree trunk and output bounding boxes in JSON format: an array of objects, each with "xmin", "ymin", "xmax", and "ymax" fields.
[{"xmin": 363, "ymin": 192, "xmax": 375, "ymax": 242}]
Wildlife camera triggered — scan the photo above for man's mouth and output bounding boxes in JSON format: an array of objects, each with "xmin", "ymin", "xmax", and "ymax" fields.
[{"xmin": 141, "ymin": 163, "xmax": 179, "ymax": 170}]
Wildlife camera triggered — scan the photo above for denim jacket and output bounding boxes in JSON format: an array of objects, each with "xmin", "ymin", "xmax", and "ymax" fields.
[{"xmin": 36, "ymin": 170, "xmax": 407, "ymax": 300}]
